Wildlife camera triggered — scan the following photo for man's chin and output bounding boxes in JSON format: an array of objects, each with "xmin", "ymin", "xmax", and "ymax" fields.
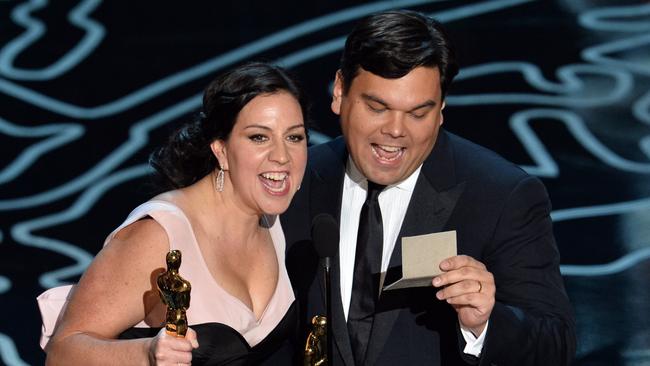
[{"xmin": 364, "ymin": 169, "xmax": 404, "ymax": 186}]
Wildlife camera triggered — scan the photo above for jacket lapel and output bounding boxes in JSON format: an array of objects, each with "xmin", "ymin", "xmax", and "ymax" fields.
[
  {"xmin": 309, "ymin": 138, "xmax": 356, "ymax": 366},
  {"xmin": 364, "ymin": 131, "xmax": 466, "ymax": 366}
]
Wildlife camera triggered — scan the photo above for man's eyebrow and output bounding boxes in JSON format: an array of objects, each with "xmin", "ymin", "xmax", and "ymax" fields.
[
  {"xmin": 361, "ymin": 93, "xmax": 437, "ymax": 112},
  {"xmin": 361, "ymin": 93, "xmax": 389, "ymax": 107},
  {"xmin": 408, "ymin": 100, "xmax": 437, "ymax": 112}
]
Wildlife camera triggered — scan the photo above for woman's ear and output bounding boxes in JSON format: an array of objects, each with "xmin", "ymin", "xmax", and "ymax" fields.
[{"xmin": 210, "ymin": 139, "xmax": 228, "ymax": 170}]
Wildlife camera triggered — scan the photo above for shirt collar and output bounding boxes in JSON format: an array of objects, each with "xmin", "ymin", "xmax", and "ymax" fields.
[{"xmin": 345, "ymin": 156, "xmax": 421, "ymax": 193}]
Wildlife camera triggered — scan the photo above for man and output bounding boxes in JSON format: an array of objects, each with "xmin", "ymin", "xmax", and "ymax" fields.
[{"xmin": 282, "ymin": 10, "xmax": 576, "ymax": 365}]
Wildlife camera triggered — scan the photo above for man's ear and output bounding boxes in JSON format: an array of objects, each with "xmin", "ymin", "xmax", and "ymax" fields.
[
  {"xmin": 331, "ymin": 70, "xmax": 344, "ymax": 115},
  {"xmin": 210, "ymin": 139, "xmax": 228, "ymax": 170},
  {"xmin": 439, "ymin": 101, "xmax": 446, "ymax": 126}
]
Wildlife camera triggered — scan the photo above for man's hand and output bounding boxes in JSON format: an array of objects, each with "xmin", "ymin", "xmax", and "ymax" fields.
[{"xmin": 432, "ymin": 255, "xmax": 495, "ymax": 336}]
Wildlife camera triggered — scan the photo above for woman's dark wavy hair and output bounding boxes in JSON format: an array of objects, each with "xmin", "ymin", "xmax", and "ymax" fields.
[
  {"xmin": 149, "ymin": 62, "xmax": 308, "ymax": 191},
  {"xmin": 339, "ymin": 10, "xmax": 459, "ymax": 99}
]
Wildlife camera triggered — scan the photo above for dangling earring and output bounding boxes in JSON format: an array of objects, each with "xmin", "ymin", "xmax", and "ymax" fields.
[{"xmin": 215, "ymin": 168, "xmax": 225, "ymax": 192}]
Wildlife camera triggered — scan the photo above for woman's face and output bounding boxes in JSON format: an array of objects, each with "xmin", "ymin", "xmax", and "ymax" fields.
[{"xmin": 213, "ymin": 91, "xmax": 307, "ymax": 215}]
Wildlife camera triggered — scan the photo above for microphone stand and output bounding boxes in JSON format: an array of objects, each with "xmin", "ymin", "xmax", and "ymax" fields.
[{"xmin": 324, "ymin": 256, "xmax": 333, "ymax": 364}]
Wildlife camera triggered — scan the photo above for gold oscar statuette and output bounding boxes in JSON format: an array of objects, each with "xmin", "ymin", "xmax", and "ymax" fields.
[
  {"xmin": 304, "ymin": 315, "xmax": 327, "ymax": 366},
  {"xmin": 157, "ymin": 250, "xmax": 191, "ymax": 337}
]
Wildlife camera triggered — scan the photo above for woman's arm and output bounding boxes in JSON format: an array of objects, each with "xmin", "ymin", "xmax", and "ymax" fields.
[{"xmin": 45, "ymin": 218, "xmax": 197, "ymax": 365}]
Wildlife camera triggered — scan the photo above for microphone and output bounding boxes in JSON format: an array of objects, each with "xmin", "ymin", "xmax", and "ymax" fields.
[
  {"xmin": 312, "ymin": 213, "xmax": 339, "ymax": 269},
  {"xmin": 311, "ymin": 213, "xmax": 339, "ymax": 364}
]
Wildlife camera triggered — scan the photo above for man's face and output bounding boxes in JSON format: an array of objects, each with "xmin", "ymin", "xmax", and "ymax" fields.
[{"xmin": 331, "ymin": 67, "xmax": 444, "ymax": 185}]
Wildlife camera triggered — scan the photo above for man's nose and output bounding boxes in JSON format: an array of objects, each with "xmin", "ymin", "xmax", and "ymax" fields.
[{"xmin": 381, "ymin": 111, "xmax": 406, "ymax": 138}]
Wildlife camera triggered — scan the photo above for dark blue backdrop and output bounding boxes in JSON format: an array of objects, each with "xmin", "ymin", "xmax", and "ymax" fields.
[{"xmin": 1, "ymin": 1, "xmax": 649, "ymax": 364}]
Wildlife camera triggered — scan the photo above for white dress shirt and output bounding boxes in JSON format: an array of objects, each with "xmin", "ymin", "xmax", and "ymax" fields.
[{"xmin": 339, "ymin": 157, "xmax": 486, "ymax": 357}]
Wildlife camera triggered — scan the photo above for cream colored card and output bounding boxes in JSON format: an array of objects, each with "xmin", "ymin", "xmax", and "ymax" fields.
[{"xmin": 383, "ymin": 230, "xmax": 457, "ymax": 291}]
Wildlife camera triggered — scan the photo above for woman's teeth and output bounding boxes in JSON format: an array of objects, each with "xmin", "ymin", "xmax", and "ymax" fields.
[
  {"xmin": 261, "ymin": 172, "xmax": 287, "ymax": 181},
  {"xmin": 260, "ymin": 172, "xmax": 288, "ymax": 192}
]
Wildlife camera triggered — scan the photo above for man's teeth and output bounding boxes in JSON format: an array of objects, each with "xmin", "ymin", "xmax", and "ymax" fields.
[
  {"xmin": 376, "ymin": 145, "xmax": 402, "ymax": 152},
  {"xmin": 372, "ymin": 144, "xmax": 403, "ymax": 161},
  {"xmin": 261, "ymin": 172, "xmax": 287, "ymax": 181}
]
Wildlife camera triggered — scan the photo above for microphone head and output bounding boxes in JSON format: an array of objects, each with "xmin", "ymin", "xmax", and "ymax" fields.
[{"xmin": 311, "ymin": 213, "xmax": 339, "ymax": 259}]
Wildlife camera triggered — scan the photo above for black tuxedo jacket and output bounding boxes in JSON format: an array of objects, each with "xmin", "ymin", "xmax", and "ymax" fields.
[{"xmin": 281, "ymin": 131, "xmax": 576, "ymax": 365}]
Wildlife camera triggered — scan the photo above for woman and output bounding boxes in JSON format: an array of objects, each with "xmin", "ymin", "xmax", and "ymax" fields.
[{"xmin": 44, "ymin": 62, "xmax": 308, "ymax": 365}]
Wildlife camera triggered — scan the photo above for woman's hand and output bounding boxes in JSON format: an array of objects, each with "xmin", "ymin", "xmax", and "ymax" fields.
[{"xmin": 148, "ymin": 327, "xmax": 199, "ymax": 366}]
